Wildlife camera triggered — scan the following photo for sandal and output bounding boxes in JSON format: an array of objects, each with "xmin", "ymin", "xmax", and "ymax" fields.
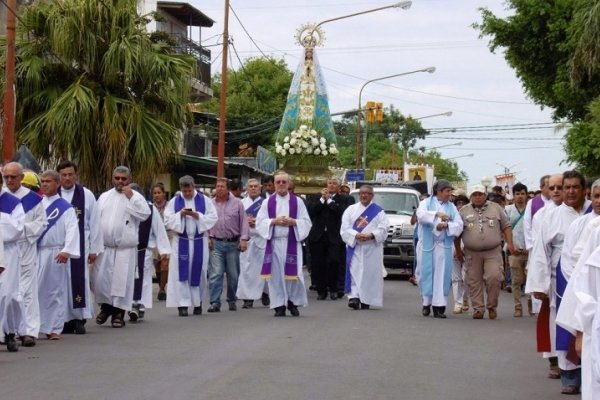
[
  {"xmin": 111, "ymin": 316, "xmax": 125, "ymax": 328},
  {"xmin": 96, "ymin": 311, "xmax": 109, "ymax": 325}
]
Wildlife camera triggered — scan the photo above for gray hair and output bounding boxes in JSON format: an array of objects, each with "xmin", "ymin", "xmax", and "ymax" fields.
[
  {"xmin": 179, "ymin": 175, "xmax": 195, "ymax": 187},
  {"xmin": 274, "ymin": 171, "xmax": 289, "ymax": 182},
  {"xmin": 591, "ymin": 178, "xmax": 600, "ymax": 193},
  {"xmin": 359, "ymin": 184, "xmax": 374, "ymax": 194},
  {"xmin": 41, "ymin": 170, "xmax": 60, "ymax": 182},
  {"xmin": 113, "ymin": 165, "xmax": 131, "ymax": 176},
  {"xmin": 4, "ymin": 161, "xmax": 23, "ymax": 174},
  {"xmin": 247, "ymin": 178, "xmax": 259, "ymax": 186}
]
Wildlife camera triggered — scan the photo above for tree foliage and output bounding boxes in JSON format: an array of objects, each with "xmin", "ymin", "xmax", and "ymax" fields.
[
  {"xmin": 564, "ymin": 98, "xmax": 600, "ymax": 177},
  {"xmin": 0, "ymin": 0, "xmax": 196, "ymax": 191},
  {"xmin": 202, "ymin": 57, "xmax": 293, "ymax": 155}
]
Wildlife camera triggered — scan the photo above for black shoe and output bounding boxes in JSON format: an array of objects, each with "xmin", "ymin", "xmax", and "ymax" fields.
[
  {"xmin": 287, "ymin": 301, "xmax": 300, "ymax": 317},
  {"xmin": 242, "ymin": 300, "xmax": 254, "ymax": 309},
  {"xmin": 157, "ymin": 290, "xmax": 166, "ymax": 301},
  {"xmin": 62, "ymin": 320, "xmax": 75, "ymax": 334},
  {"xmin": 433, "ymin": 306, "xmax": 447, "ymax": 319},
  {"xmin": 309, "ymin": 285, "xmax": 317, "ymax": 291},
  {"xmin": 274, "ymin": 306, "xmax": 286, "ymax": 317},
  {"xmin": 348, "ymin": 298, "xmax": 360, "ymax": 310},
  {"xmin": 330, "ymin": 292, "xmax": 338, "ymax": 300},
  {"xmin": 128, "ymin": 309, "xmax": 139, "ymax": 322},
  {"xmin": 193, "ymin": 306, "xmax": 202, "ymax": 315},
  {"xmin": 21, "ymin": 335, "xmax": 36, "ymax": 347},
  {"xmin": 73, "ymin": 319, "xmax": 86, "ymax": 335},
  {"xmin": 207, "ymin": 304, "xmax": 220, "ymax": 313},
  {"xmin": 337, "ymin": 291, "xmax": 345, "ymax": 299},
  {"xmin": 422, "ymin": 305, "xmax": 431, "ymax": 317},
  {"xmin": 178, "ymin": 307, "xmax": 188, "ymax": 317},
  {"xmin": 229, "ymin": 303, "xmax": 237, "ymax": 311},
  {"xmin": 5, "ymin": 333, "xmax": 18, "ymax": 352},
  {"xmin": 317, "ymin": 293, "xmax": 327, "ymax": 300},
  {"xmin": 261, "ymin": 292, "xmax": 270, "ymax": 306},
  {"xmin": 138, "ymin": 310, "xmax": 145, "ymax": 319},
  {"xmin": 360, "ymin": 303, "xmax": 370, "ymax": 310}
]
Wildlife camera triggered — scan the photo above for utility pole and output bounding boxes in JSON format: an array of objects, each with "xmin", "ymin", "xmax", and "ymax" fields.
[
  {"xmin": 2, "ymin": 0, "xmax": 17, "ymax": 163},
  {"xmin": 216, "ymin": 0, "xmax": 230, "ymax": 178}
]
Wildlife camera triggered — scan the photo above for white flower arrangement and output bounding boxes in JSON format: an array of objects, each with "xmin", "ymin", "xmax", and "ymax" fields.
[{"xmin": 275, "ymin": 125, "xmax": 338, "ymax": 163}]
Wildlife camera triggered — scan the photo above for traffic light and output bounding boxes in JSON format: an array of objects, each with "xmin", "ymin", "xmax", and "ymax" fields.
[
  {"xmin": 365, "ymin": 101, "xmax": 375, "ymax": 122},
  {"xmin": 375, "ymin": 102, "xmax": 384, "ymax": 122}
]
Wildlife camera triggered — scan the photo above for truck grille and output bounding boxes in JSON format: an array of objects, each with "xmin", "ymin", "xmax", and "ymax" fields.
[{"xmin": 388, "ymin": 224, "xmax": 414, "ymax": 239}]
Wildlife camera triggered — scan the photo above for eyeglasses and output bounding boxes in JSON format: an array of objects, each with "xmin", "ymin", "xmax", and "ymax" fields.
[
  {"xmin": 549, "ymin": 185, "xmax": 562, "ymax": 191},
  {"xmin": 2, "ymin": 175, "xmax": 19, "ymax": 180},
  {"xmin": 114, "ymin": 176, "xmax": 128, "ymax": 181},
  {"xmin": 275, "ymin": 180, "xmax": 288, "ymax": 184}
]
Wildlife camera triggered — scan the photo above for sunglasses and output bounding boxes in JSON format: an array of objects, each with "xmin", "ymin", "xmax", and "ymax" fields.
[
  {"xmin": 275, "ymin": 180, "xmax": 288, "ymax": 184},
  {"xmin": 2, "ymin": 175, "xmax": 19, "ymax": 179},
  {"xmin": 549, "ymin": 185, "xmax": 562, "ymax": 191},
  {"xmin": 114, "ymin": 176, "xmax": 128, "ymax": 181}
]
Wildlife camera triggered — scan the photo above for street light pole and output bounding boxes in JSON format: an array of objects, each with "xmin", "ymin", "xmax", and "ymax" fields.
[
  {"xmin": 217, "ymin": 0, "xmax": 230, "ymax": 178},
  {"xmin": 315, "ymin": 1, "xmax": 412, "ymax": 31},
  {"xmin": 357, "ymin": 66, "xmax": 436, "ymax": 169}
]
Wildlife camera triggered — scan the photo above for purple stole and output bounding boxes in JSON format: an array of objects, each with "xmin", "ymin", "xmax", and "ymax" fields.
[
  {"xmin": 344, "ymin": 203, "xmax": 383, "ymax": 293},
  {"xmin": 261, "ymin": 194, "xmax": 299, "ymax": 280},
  {"xmin": 245, "ymin": 197, "xmax": 263, "ymax": 218},
  {"xmin": 530, "ymin": 195, "xmax": 545, "ymax": 218},
  {"xmin": 0, "ymin": 191, "xmax": 20, "ymax": 214},
  {"xmin": 59, "ymin": 184, "xmax": 87, "ymax": 309},
  {"xmin": 133, "ymin": 204, "xmax": 153, "ymax": 301},
  {"xmin": 37, "ymin": 197, "xmax": 72, "ymax": 243},
  {"xmin": 21, "ymin": 190, "xmax": 42, "ymax": 213},
  {"xmin": 175, "ymin": 194, "xmax": 205, "ymax": 287}
]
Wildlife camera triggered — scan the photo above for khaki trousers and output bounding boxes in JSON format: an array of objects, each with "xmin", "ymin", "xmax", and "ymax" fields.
[
  {"xmin": 464, "ymin": 246, "xmax": 504, "ymax": 312},
  {"xmin": 509, "ymin": 253, "xmax": 528, "ymax": 308}
]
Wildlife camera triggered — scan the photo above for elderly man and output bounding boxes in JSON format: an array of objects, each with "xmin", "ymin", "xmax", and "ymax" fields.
[
  {"xmin": 307, "ymin": 177, "xmax": 354, "ymax": 300},
  {"xmin": 0, "ymin": 181, "xmax": 25, "ymax": 351},
  {"xmin": 91, "ymin": 166, "xmax": 150, "ymax": 328},
  {"xmin": 164, "ymin": 176, "xmax": 218, "ymax": 317},
  {"xmin": 256, "ymin": 172, "xmax": 312, "ymax": 317},
  {"xmin": 340, "ymin": 185, "xmax": 389, "ymax": 310},
  {"xmin": 3, "ymin": 162, "xmax": 47, "ymax": 347},
  {"xmin": 237, "ymin": 178, "xmax": 270, "ymax": 309},
  {"xmin": 417, "ymin": 180, "xmax": 463, "ymax": 319},
  {"xmin": 457, "ymin": 184, "xmax": 514, "ymax": 320},
  {"xmin": 37, "ymin": 170, "xmax": 80, "ymax": 340},
  {"xmin": 207, "ymin": 178, "xmax": 249, "ymax": 312},
  {"xmin": 527, "ymin": 170, "xmax": 591, "ymax": 395},
  {"xmin": 57, "ymin": 160, "xmax": 103, "ymax": 335}
]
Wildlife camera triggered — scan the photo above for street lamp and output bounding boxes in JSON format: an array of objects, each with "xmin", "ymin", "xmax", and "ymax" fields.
[
  {"xmin": 357, "ymin": 66, "xmax": 436, "ymax": 169},
  {"xmin": 414, "ymin": 111, "xmax": 453, "ymax": 121},
  {"xmin": 315, "ymin": 1, "xmax": 412, "ymax": 31},
  {"xmin": 447, "ymin": 153, "xmax": 474, "ymax": 160},
  {"xmin": 481, "ymin": 176, "xmax": 493, "ymax": 193}
]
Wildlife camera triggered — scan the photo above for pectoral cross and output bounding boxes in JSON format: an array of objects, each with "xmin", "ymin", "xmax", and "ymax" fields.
[
  {"xmin": 75, "ymin": 294, "xmax": 83, "ymax": 304},
  {"xmin": 357, "ymin": 216, "xmax": 369, "ymax": 229}
]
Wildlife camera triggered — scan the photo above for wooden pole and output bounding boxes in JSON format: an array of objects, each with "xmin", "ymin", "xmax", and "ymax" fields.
[
  {"xmin": 216, "ymin": 0, "xmax": 229, "ymax": 178},
  {"xmin": 2, "ymin": 0, "xmax": 17, "ymax": 163}
]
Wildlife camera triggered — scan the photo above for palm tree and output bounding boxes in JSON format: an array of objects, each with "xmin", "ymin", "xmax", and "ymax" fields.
[
  {"xmin": 570, "ymin": 0, "xmax": 600, "ymax": 83},
  {"xmin": 1, "ymin": 0, "xmax": 196, "ymax": 191}
]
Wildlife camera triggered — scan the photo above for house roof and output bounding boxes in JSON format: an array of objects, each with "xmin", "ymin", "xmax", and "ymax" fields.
[{"xmin": 157, "ymin": 2, "xmax": 215, "ymax": 27}]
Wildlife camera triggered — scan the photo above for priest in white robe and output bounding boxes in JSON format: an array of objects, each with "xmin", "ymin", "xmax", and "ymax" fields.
[
  {"xmin": 164, "ymin": 175, "xmax": 217, "ymax": 316},
  {"xmin": 91, "ymin": 166, "xmax": 150, "ymax": 328},
  {"xmin": 0, "ymin": 188, "xmax": 25, "ymax": 352},
  {"xmin": 237, "ymin": 179, "xmax": 269, "ymax": 308},
  {"xmin": 527, "ymin": 170, "xmax": 591, "ymax": 394},
  {"xmin": 57, "ymin": 160, "xmax": 103, "ymax": 334},
  {"xmin": 255, "ymin": 172, "xmax": 311, "ymax": 317},
  {"xmin": 340, "ymin": 184, "xmax": 389, "ymax": 310},
  {"xmin": 37, "ymin": 171, "xmax": 80, "ymax": 340},
  {"xmin": 417, "ymin": 180, "xmax": 463, "ymax": 318}
]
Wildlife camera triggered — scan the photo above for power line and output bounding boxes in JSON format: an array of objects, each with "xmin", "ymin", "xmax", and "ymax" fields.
[{"xmin": 229, "ymin": 4, "xmax": 268, "ymax": 58}]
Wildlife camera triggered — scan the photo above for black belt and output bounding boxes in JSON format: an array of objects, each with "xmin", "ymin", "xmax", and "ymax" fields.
[{"xmin": 213, "ymin": 236, "xmax": 240, "ymax": 242}]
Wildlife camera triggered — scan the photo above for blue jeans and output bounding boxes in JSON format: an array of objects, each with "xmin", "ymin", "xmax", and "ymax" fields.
[{"xmin": 208, "ymin": 240, "xmax": 240, "ymax": 307}]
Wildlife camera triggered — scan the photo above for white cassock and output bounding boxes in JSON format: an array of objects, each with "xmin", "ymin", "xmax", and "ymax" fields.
[
  {"xmin": 37, "ymin": 195, "xmax": 80, "ymax": 335},
  {"xmin": 91, "ymin": 189, "xmax": 150, "ymax": 311},
  {"xmin": 139, "ymin": 206, "xmax": 171, "ymax": 309},
  {"xmin": 526, "ymin": 200, "xmax": 591, "ymax": 369},
  {"xmin": 0, "ymin": 190, "xmax": 25, "ymax": 337},
  {"xmin": 523, "ymin": 194, "xmax": 551, "ymax": 251},
  {"xmin": 14, "ymin": 186, "xmax": 48, "ymax": 338},
  {"xmin": 340, "ymin": 201, "xmax": 389, "ymax": 307},
  {"xmin": 60, "ymin": 185, "xmax": 103, "ymax": 320},
  {"xmin": 416, "ymin": 197, "xmax": 463, "ymax": 307},
  {"xmin": 557, "ymin": 221, "xmax": 600, "ymax": 400},
  {"xmin": 164, "ymin": 193, "xmax": 218, "ymax": 308},
  {"xmin": 236, "ymin": 196, "xmax": 268, "ymax": 301},
  {"xmin": 256, "ymin": 193, "xmax": 312, "ymax": 309}
]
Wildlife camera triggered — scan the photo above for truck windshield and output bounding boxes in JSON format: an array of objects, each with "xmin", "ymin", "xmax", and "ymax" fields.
[{"xmin": 351, "ymin": 192, "xmax": 419, "ymax": 216}]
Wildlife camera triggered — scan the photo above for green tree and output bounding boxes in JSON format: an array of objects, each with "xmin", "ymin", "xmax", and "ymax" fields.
[
  {"xmin": 0, "ymin": 0, "xmax": 196, "ymax": 191},
  {"xmin": 564, "ymin": 98, "xmax": 600, "ymax": 177},
  {"xmin": 476, "ymin": 0, "xmax": 600, "ymax": 121},
  {"xmin": 203, "ymin": 57, "xmax": 293, "ymax": 155}
]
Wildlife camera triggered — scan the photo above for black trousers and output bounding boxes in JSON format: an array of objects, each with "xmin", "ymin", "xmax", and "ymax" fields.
[{"xmin": 309, "ymin": 239, "xmax": 345, "ymax": 294}]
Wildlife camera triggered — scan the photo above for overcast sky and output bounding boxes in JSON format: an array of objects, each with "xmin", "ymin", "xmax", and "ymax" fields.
[{"xmin": 190, "ymin": 0, "xmax": 567, "ymax": 190}]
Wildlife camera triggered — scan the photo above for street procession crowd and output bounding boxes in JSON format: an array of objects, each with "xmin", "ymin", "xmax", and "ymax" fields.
[{"xmin": 0, "ymin": 161, "xmax": 599, "ymax": 399}]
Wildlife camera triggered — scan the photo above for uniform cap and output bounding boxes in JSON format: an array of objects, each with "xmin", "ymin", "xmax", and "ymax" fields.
[{"xmin": 469, "ymin": 184, "xmax": 487, "ymax": 196}]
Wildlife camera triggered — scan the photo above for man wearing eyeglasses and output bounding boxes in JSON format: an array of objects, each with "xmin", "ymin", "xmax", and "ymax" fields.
[
  {"xmin": 3, "ymin": 162, "xmax": 47, "ymax": 347},
  {"xmin": 91, "ymin": 166, "xmax": 150, "ymax": 328},
  {"xmin": 255, "ymin": 172, "xmax": 312, "ymax": 317},
  {"xmin": 527, "ymin": 170, "xmax": 591, "ymax": 395}
]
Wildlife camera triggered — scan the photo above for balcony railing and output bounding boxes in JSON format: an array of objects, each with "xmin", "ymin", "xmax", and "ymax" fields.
[{"xmin": 170, "ymin": 33, "xmax": 211, "ymax": 90}]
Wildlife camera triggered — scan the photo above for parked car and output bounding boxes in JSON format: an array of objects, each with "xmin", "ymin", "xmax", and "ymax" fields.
[{"xmin": 350, "ymin": 185, "xmax": 420, "ymax": 277}]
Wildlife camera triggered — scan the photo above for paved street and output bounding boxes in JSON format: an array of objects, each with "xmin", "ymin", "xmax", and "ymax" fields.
[{"xmin": 2, "ymin": 274, "xmax": 569, "ymax": 400}]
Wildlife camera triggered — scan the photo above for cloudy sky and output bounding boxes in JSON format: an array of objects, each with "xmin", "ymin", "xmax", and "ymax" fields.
[{"xmin": 189, "ymin": 0, "xmax": 567, "ymax": 190}]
